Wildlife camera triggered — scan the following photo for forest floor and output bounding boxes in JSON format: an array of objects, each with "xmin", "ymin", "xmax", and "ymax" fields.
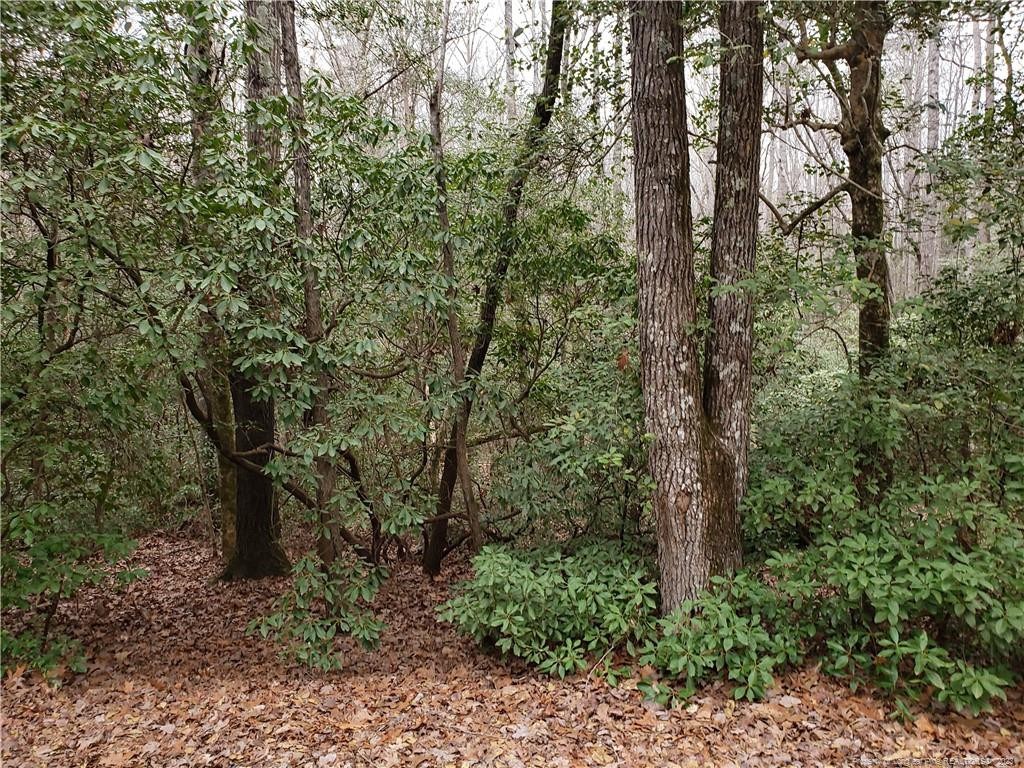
[{"xmin": 2, "ymin": 534, "xmax": 1023, "ymax": 768}]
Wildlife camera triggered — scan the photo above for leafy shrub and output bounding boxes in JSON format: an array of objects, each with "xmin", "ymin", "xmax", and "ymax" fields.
[
  {"xmin": 637, "ymin": 485, "xmax": 1023, "ymax": 714},
  {"xmin": 251, "ymin": 555, "xmax": 386, "ymax": 671},
  {"xmin": 639, "ymin": 571, "xmax": 811, "ymax": 702},
  {"xmin": 439, "ymin": 542, "xmax": 657, "ymax": 678},
  {"xmin": 1, "ymin": 502, "xmax": 144, "ymax": 674},
  {"xmin": 745, "ymin": 266, "xmax": 1023, "ymax": 556},
  {"xmin": 444, "ymin": 272, "xmax": 1023, "ymax": 714},
  {"xmin": 803, "ymin": 494, "xmax": 1023, "ymax": 715}
]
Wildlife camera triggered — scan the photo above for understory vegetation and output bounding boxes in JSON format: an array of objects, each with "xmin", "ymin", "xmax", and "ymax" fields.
[
  {"xmin": 443, "ymin": 266, "xmax": 1024, "ymax": 715},
  {"xmin": 2, "ymin": 0, "xmax": 1022, "ymax": 726}
]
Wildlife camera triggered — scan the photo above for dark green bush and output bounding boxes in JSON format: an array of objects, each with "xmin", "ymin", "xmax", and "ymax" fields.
[{"xmin": 439, "ymin": 542, "xmax": 658, "ymax": 678}]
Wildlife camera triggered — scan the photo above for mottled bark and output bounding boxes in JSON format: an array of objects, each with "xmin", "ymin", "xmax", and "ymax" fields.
[
  {"xmin": 631, "ymin": 0, "xmax": 738, "ymax": 613},
  {"xmin": 206, "ymin": 345, "xmax": 237, "ymax": 563},
  {"xmin": 422, "ymin": 0, "xmax": 569, "ymax": 575},
  {"xmin": 703, "ymin": 0, "xmax": 763, "ymax": 519}
]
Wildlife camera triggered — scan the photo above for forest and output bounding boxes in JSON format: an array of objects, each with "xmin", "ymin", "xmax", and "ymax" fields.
[{"xmin": 1, "ymin": 0, "xmax": 1023, "ymax": 764}]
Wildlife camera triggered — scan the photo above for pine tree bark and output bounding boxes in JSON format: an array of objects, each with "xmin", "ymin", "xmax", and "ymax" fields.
[
  {"xmin": 422, "ymin": 0, "xmax": 569, "ymax": 575},
  {"xmin": 225, "ymin": 0, "xmax": 289, "ymax": 579},
  {"xmin": 631, "ymin": 0, "xmax": 738, "ymax": 613},
  {"xmin": 703, "ymin": 0, "xmax": 763, "ymax": 517}
]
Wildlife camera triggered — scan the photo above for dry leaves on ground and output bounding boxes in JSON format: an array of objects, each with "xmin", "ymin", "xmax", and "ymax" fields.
[{"xmin": 2, "ymin": 534, "xmax": 1022, "ymax": 767}]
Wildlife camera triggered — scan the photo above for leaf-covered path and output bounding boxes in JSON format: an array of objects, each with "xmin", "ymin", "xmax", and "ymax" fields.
[{"xmin": 2, "ymin": 535, "xmax": 1022, "ymax": 767}]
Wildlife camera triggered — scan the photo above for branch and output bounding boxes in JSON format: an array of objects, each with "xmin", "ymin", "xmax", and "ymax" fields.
[
  {"xmin": 793, "ymin": 39, "xmax": 856, "ymax": 63},
  {"xmin": 760, "ymin": 182, "xmax": 849, "ymax": 236},
  {"xmin": 778, "ymin": 117, "xmax": 841, "ymax": 133}
]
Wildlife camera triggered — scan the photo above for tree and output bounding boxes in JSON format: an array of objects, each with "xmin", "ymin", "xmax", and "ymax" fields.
[
  {"xmin": 703, "ymin": 0, "xmax": 764, "ymax": 513},
  {"xmin": 185, "ymin": 1, "xmax": 237, "ymax": 565},
  {"xmin": 920, "ymin": 29, "xmax": 943, "ymax": 290},
  {"xmin": 631, "ymin": 0, "xmax": 741, "ymax": 611},
  {"xmin": 276, "ymin": 0, "xmax": 340, "ymax": 567},
  {"xmin": 422, "ymin": 0, "xmax": 569, "ymax": 576},
  {"xmin": 783, "ymin": 0, "xmax": 893, "ymax": 377},
  {"xmin": 225, "ymin": 0, "xmax": 290, "ymax": 579}
]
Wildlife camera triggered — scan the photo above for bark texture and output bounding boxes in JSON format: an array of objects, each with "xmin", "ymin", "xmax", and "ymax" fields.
[
  {"xmin": 703, "ymin": 0, "xmax": 763, "ymax": 517},
  {"xmin": 840, "ymin": 1, "xmax": 891, "ymax": 377},
  {"xmin": 631, "ymin": 0, "xmax": 738, "ymax": 613},
  {"xmin": 225, "ymin": 0, "xmax": 289, "ymax": 579},
  {"xmin": 422, "ymin": 0, "xmax": 569, "ymax": 575}
]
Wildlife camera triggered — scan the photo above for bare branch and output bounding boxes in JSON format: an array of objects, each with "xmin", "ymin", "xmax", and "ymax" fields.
[{"xmin": 760, "ymin": 182, "xmax": 849, "ymax": 236}]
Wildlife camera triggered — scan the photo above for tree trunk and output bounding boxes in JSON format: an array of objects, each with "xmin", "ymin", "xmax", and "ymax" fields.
[
  {"xmin": 422, "ymin": 0, "xmax": 569, "ymax": 576},
  {"xmin": 631, "ymin": 0, "xmax": 738, "ymax": 613},
  {"xmin": 429, "ymin": 2, "xmax": 485, "ymax": 556},
  {"xmin": 840, "ymin": 0, "xmax": 891, "ymax": 378},
  {"xmin": 206, "ymin": 348, "xmax": 237, "ymax": 562},
  {"xmin": 277, "ymin": 0, "xmax": 342, "ymax": 567},
  {"xmin": 504, "ymin": 0, "xmax": 516, "ymax": 123},
  {"xmin": 224, "ymin": 0, "xmax": 289, "ymax": 579},
  {"xmin": 985, "ymin": 17, "xmax": 995, "ymax": 113},
  {"xmin": 702, "ymin": 0, "xmax": 763, "ymax": 518},
  {"xmin": 920, "ymin": 32, "xmax": 941, "ymax": 290},
  {"xmin": 226, "ymin": 373, "xmax": 289, "ymax": 578},
  {"xmin": 972, "ymin": 20, "xmax": 983, "ymax": 113},
  {"xmin": 186, "ymin": 6, "xmax": 237, "ymax": 564}
]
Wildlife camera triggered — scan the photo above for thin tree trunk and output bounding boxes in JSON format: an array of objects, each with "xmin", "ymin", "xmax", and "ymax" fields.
[
  {"xmin": 422, "ymin": 0, "xmax": 569, "ymax": 575},
  {"xmin": 972, "ymin": 20, "xmax": 983, "ymax": 113},
  {"xmin": 505, "ymin": 0, "xmax": 516, "ymax": 123},
  {"xmin": 207, "ymin": 351, "xmax": 237, "ymax": 561},
  {"xmin": 985, "ymin": 16, "xmax": 996, "ymax": 113},
  {"xmin": 429, "ymin": 0, "xmax": 485, "ymax": 554},
  {"xmin": 920, "ymin": 32, "xmax": 941, "ymax": 290},
  {"xmin": 703, "ymin": 0, "xmax": 763, "ymax": 523},
  {"xmin": 277, "ymin": 0, "xmax": 341, "ymax": 567},
  {"xmin": 186, "ymin": 6, "xmax": 237, "ymax": 564},
  {"xmin": 840, "ymin": 0, "xmax": 891, "ymax": 378},
  {"xmin": 631, "ymin": 0, "xmax": 737, "ymax": 612}
]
